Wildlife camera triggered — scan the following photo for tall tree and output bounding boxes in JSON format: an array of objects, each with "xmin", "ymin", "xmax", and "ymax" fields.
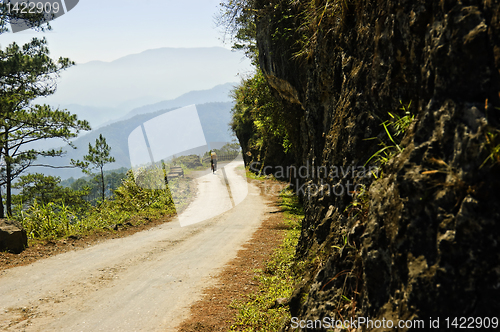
[
  {"xmin": 72, "ymin": 134, "xmax": 116, "ymax": 203},
  {"xmin": 0, "ymin": 38, "xmax": 90, "ymax": 216}
]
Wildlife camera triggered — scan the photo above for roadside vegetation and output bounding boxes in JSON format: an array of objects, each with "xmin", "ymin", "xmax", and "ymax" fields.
[
  {"xmin": 11, "ymin": 169, "xmax": 178, "ymax": 242},
  {"xmin": 229, "ymin": 188, "xmax": 304, "ymax": 331},
  {"xmin": 6, "ymin": 139, "xmax": 238, "ymax": 244}
]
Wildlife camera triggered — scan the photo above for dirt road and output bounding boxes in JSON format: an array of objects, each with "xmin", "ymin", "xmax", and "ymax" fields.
[{"xmin": 0, "ymin": 159, "xmax": 266, "ymax": 331}]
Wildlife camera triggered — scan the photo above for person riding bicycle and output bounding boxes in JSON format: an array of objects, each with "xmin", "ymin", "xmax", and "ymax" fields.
[{"xmin": 210, "ymin": 151, "xmax": 217, "ymax": 173}]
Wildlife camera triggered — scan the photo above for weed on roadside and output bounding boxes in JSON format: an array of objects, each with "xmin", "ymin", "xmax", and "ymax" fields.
[{"xmin": 246, "ymin": 168, "xmax": 271, "ymax": 181}]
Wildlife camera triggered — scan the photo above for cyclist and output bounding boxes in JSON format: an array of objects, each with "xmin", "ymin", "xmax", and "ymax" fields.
[{"xmin": 211, "ymin": 151, "xmax": 217, "ymax": 173}]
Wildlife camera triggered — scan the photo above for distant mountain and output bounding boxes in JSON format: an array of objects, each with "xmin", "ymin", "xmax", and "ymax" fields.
[
  {"xmin": 125, "ymin": 83, "xmax": 236, "ymax": 119},
  {"xmin": 98, "ymin": 83, "xmax": 237, "ymax": 127},
  {"xmin": 41, "ymin": 47, "xmax": 251, "ymax": 108},
  {"xmin": 53, "ymin": 83, "xmax": 236, "ymax": 129},
  {"xmin": 33, "ymin": 102, "xmax": 236, "ymax": 179}
]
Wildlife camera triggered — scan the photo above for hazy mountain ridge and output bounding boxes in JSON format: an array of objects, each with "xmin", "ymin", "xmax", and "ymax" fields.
[
  {"xmin": 125, "ymin": 82, "xmax": 236, "ymax": 119},
  {"xmin": 56, "ymin": 83, "xmax": 237, "ymax": 129}
]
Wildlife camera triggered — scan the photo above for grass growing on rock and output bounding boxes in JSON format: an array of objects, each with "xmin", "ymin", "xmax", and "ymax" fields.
[
  {"xmin": 364, "ymin": 101, "xmax": 414, "ymax": 167},
  {"xmin": 229, "ymin": 188, "xmax": 304, "ymax": 332}
]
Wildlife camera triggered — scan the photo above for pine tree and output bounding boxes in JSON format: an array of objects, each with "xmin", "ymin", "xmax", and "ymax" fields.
[{"xmin": 72, "ymin": 134, "xmax": 116, "ymax": 203}]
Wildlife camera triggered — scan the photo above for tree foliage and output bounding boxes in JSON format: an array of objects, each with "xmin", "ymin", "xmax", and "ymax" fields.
[
  {"xmin": 70, "ymin": 171, "xmax": 127, "ymax": 204},
  {"xmin": 219, "ymin": 1, "xmax": 303, "ymax": 172},
  {"xmin": 12, "ymin": 173, "xmax": 89, "ymax": 209},
  {"xmin": 0, "ymin": 38, "xmax": 73, "ymax": 101},
  {"xmin": 231, "ymin": 69, "xmax": 292, "ymax": 165}
]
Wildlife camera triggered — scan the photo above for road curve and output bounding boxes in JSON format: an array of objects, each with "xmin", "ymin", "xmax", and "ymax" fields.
[{"xmin": 0, "ymin": 159, "xmax": 266, "ymax": 331}]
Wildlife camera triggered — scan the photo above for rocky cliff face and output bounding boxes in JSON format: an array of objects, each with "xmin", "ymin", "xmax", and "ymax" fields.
[{"xmin": 255, "ymin": 0, "xmax": 500, "ymax": 329}]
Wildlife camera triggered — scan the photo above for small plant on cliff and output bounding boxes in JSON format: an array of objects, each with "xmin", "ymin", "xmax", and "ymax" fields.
[
  {"xmin": 388, "ymin": 101, "xmax": 414, "ymax": 136},
  {"xmin": 480, "ymin": 130, "xmax": 500, "ymax": 168},
  {"xmin": 365, "ymin": 101, "xmax": 414, "ymax": 166},
  {"xmin": 344, "ymin": 184, "xmax": 369, "ymax": 220}
]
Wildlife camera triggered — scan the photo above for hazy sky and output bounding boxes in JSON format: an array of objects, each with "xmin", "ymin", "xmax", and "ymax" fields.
[{"xmin": 1, "ymin": 0, "xmax": 230, "ymax": 63}]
